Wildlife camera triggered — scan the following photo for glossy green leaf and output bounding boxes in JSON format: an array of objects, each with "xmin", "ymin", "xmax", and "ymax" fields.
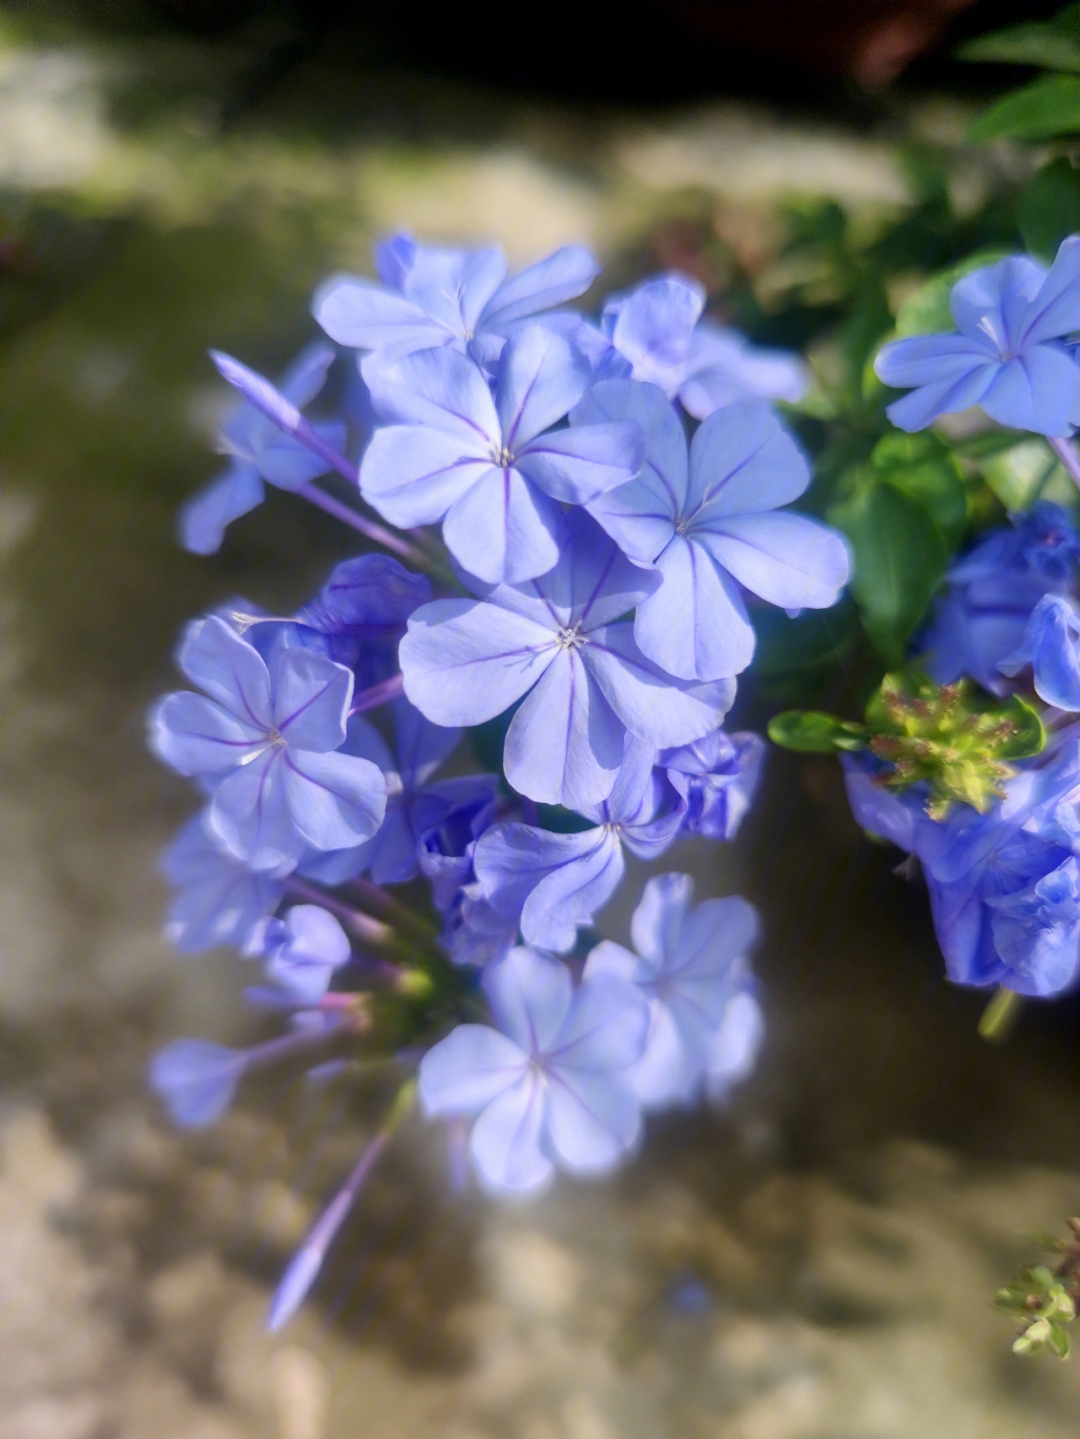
[
  {"xmin": 969, "ymin": 74, "xmax": 1080, "ymax": 143},
  {"xmin": 829, "ymin": 483, "xmax": 947, "ymax": 664},
  {"xmin": 1019, "ymin": 158, "xmax": 1080, "ymax": 261},
  {"xmin": 871, "ymin": 431, "xmax": 967, "ymax": 548},
  {"xmin": 767, "ymin": 710, "xmax": 867, "ymax": 754},
  {"xmin": 958, "ymin": 6, "xmax": 1080, "ymax": 73},
  {"xmin": 893, "ymin": 250, "xmax": 1011, "ymax": 336}
]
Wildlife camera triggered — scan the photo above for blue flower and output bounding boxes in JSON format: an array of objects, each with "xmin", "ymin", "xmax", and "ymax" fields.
[
  {"xmin": 344, "ymin": 699, "xmax": 496, "ymax": 884},
  {"xmin": 417, "ymin": 791, "xmax": 520, "ymax": 968},
  {"xmin": 704, "ymin": 978, "xmax": 766, "ymax": 1103},
  {"xmin": 584, "ymin": 872, "xmax": 761, "ymax": 1108},
  {"xmin": 660, "ymin": 728, "xmax": 765, "ymax": 839},
  {"xmin": 402, "ymin": 509, "xmax": 734, "ymax": 810},
  {"xmin": 923, "ymin": 503, "xmax": 1080, "ymax": 696},
  {"xmin": 874, "ymin": 239, "xmax": 1080, "ymax": 436},
  {"xmin": 1001, "ymin": 594, "xmax": 1080, "ymax": 711},
  {"xmin": 295, "ymin": 553, "xmax": 432, "ymax": 673},
  {"xmin": 313, "ymin": 233, "xmax": 599, "ymax": 370},
  {"xmin": 841, "ymin": 752, "xmax": 937, "ymax": 855},
  {"xmin": 249, "ymin": 904, "xmax": 352, "ymax": 1006},
  {"xmin": 180, "ymin": 343, "xmax": 345, "ymax": 555},
  {"xmin": 472, "ymin": 748, "xmax": 685, "ymax": 953},
  {"xmin": 575, "ymin": 383, "xmax": 850, "ymax": 679},
  {"xmin": 359, "ymin": 326, "xmax": 643, "ymax": 584},
  {"xmin": 161, "ymin": 813, "xmax": 290, "ymax": 953},
  {"xmin": 150, "ymin": 615, "xmax": 387, "ymax": 870},
  {"xmin": 418, "ymin": 945, "xmax": 648, "ymax": 1193},
  {"xmin": 596, "ymin": 274, "xmax": 807, "ymax": 418}
]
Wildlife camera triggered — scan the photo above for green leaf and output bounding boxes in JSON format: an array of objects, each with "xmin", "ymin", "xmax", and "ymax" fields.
[
  {"xmin": 767, "ymin": 710, "xmax": 868, "ymax": 754},
  {"xmin": 828, "ymin": 483, "xmax": 947, "ymax": 664},
  {"xmin": 958, "ymin": 6, "xmax": 1080, "ymax": 73},
  {"xmin": 975, "ymin": 436, "xmax": 1073, "ymax": 511},
  {"xmin": 893, "ymin": 250, "xmax": 1012, "ymax": 336},
  {"xmin": 1019, "ymin": 157, "xmax": 1080, "ymax": 261},
  {"xmin": 969, "ymin": 74, "xmax": 1080, "ymax": 144},
  {"xmin": 871, "ymin": 432, "xmax": 968, "ymax": 549},
  {"xmin": 997, "ymin": 697, "xmax": 1047, "ymax": 760}
]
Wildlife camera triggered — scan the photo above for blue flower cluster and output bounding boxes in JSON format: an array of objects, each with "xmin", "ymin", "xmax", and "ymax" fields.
[
  {"xmin": 149, "ymin": 232, "xmax": 849, "ymax": 1327},
  {"xmin": 845, "ymin": 239, "xmax": 1080, "ymax": 1000}
]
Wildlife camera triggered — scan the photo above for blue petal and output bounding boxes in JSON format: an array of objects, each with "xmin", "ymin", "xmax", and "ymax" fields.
[
  {"xmin": 543, "ymin": 1065, "xmax": 641, "ymax": 1173},
  {"xmin": 606, "ymin": 276, "xmax": 704, "ymax": 394},
  {"xmin": 299, "ymin": 555, "xmax": 431, "ymax": 640},
  {"xmin": 150, "ymin": 691, "xmax": 266, "ymax": 777},
  {"xmin": 282, "ymin": 748, "xmax": 387, "ymax": 852},
  {"xmin": 419, "ymin": 1023, "xmax": 527, "ymax": 1114},
  {"xmin": 257, "ymin": 426, "xmax": 346, "ymax": 491},
  {"xmin": 162, "ymin": 814, "xmax": 287, "ymax": 953},
  {"xmin": 270, "ymin": 649, "xmax": 353, "ymax": 752},
  {"xmin": 483, "ymin": 945, "xmax": 574, "ymax": 1053},
  {"xmin": 549, "ymin": 971, "xmax": 649, "ymax": 1071},
  {"xmin": 575, "ymin": 378, "xmax": 688, "ymax": 559},
  {"xmin": 469, "ymin": 1070, "xmax": 553, "ymax": 1193},
  {"xmin": 211, "ymin": 750, "xmax": 301, "ymax": 870},
  {"xmin": 150, "ymin": 1039, "xmax": 244, "ymax": 1129},
  {"xmin": 360, "ymin": 427, "xmax": 491, "ymax": 527},
  {"xmin": 1025, "ymin": 235, "xmax": 1080, "ymax": 345},
  {"xmin": 403, "ymin": 246, "xmax": 506, "ymax": 337},
  {"xmin": 362, "ymin": 346, "xmax": 500, "ymax": 443},
  {"xmin": 495, "ymin": 324, "xmax": 590, "ymax": 450},
  {"xmin": 312, "ymin": 274, "xmax": 448, "ymax": 352},
  {"xmin": 177, "ymin": 614, "xmax": 274, "ymax": 727},
  {"xmin": 949, "ymin": 256, "xmax": 1044, "ymax": 350},
  {"xmin": 687, "ymin": 403, "xmax": 810, "ymax": 517},
  {"xmin": 679, "ymin": 321, "xmax": 807, "ymax": 418},
  {"xmin": 705, "ymin": 988, "xmax": 765, "ymax": 1101},
  {"xmin": 393, "ymin": 698, "xmax": 460, "ymax": 789},
  {"xmin": 480, "ymin": 245, "xmax": 600, "ymax": 332},
  {"xmin": 874, "ymin": 332, "xmax": 998, "ymax": 389},
  {"xmin": 634, "ymin": 535, "xmax": 753, "ymax": 681},
  {"xmin": 1026, "ymin": 594, "xmax": 1080, "ymax": 710},
  {"xmin": 503, "ymin": 648, "xmax": 625, "ymax": 808},
  {"xmin": 692, "ymin": 512, "xmax": 850, "ymax": 610},
  {"xmin": 516, "ymin": 419, "xmax": 642, "ymax": 505},
  {"xmin": 400, "ymin": 598, "xmax": 556, "ymax": 725},
  {"xmin": 978, "ymin": 345, "xmax": 1080, "ymax": 437},
  {"xmin": 180, "ymin": 463, "xmax": 265, "ymax": 555},
  {"xmin": 628, "ymin": 871, "xmax": 694, "ymax": 967},
  {"xmin": 442, "ymin": 465, "xmax": 563, "ymax": 585},
  {"xmin": 584, "ymin": 622, "xmax": 735, "ymax": 747}
]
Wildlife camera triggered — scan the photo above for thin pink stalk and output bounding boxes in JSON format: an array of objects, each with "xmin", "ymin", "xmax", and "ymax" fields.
[{"xmin": 349, "ymin": 672, "xmax": 405, "ymax": 716}]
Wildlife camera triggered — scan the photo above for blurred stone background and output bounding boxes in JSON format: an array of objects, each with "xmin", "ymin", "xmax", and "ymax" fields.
[{"xmin": 1, "ymin": 2, "xmax": 1080, "ymax": 1435}]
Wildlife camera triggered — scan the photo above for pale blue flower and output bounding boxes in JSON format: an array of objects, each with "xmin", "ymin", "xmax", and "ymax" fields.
[
  {"xmin": 400, "ymin": 509, "xmax": 735, "ymax": 810},
  {"xmin": 359, "ymin": 325, "xmax": 643, "ymax": 583},
  {"xmin": 584, "ymin": 872, "xmax": 761, "ymax": 1108},
  {"xmin": 150, "ymin": 615, "xmax": 387, "ymax": 870},
  {"xmin": 313, "ymin": 233, "xmax": 599, "ymax": 370},
  {"xmin": 161, "ymin": 813, "xmax": 289, "ymax": 953},
  {"xmin": 472, "ymin": 747, "xmax": 685, "ymax": 953},
  {"xmin": 874, "ymin": 239, "xmax": 1080, "ymax": 436},
  {"xmin": 418, "ymin": 945, "xmax": 648, "ymax": 1193},
  {"xmin": 576, "ymin": 383, "xmax": 850, "ymax": 679}
]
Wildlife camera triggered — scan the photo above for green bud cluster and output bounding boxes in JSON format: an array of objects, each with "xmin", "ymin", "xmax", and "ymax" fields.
[
  {"xmin": 768, "ymin": 669, "xmax": 1045, "ymax": 820},
  {"xmin": 995, "ymin": 1220, "xmax": 1080, "ymax": 1359}
]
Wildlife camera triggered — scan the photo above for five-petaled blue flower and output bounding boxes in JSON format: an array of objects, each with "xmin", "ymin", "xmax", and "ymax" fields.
[
  {"xmin": 180, "ymin": 343, "xmax": 345, "ymax": 555},
  {"xmin": 150, "ymin": 615, "xmax": 387, "ymax": 870},
  {"xmin": 575, "ymin": 382, "xmax": 850, "ymax": 679},
  {"xmin": 360, "ymin": 325, "xmax": 643, "ymax": 584},
  {"xmin": 472, "ymin": 745, "xmax": 685, "ymax": 953},
  {"xmin": 585, "ymin": 872, "xmax": 761, "ymax": 1108},
  {"xmin": 418, "ymin": 945, "xmax": 648, "ymax": 1193},
  {"xmin": 874, "ymin": 239, "xmax": 1080, "ymax": 436},
  {"xmin": 400, "ymin": 509, "xmax": 734, "ymax": 811},
  {"xmin": 313, "ymin": 233, "xmax": 599, "ymax": 372}
]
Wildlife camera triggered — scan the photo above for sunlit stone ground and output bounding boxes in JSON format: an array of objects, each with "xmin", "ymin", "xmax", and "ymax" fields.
[{"xmin": 1, "ymin": 8, "xmax": 1079, "ymax": 1436}]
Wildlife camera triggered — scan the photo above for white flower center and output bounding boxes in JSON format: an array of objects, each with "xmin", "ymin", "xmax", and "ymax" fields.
[
  {"xmin": 556, "ymin": 625, "xmax": 587, "ymax": 650},
  {"xmin": 492, "ymin": 443, "xmax": 515, "ymax": 467}
]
